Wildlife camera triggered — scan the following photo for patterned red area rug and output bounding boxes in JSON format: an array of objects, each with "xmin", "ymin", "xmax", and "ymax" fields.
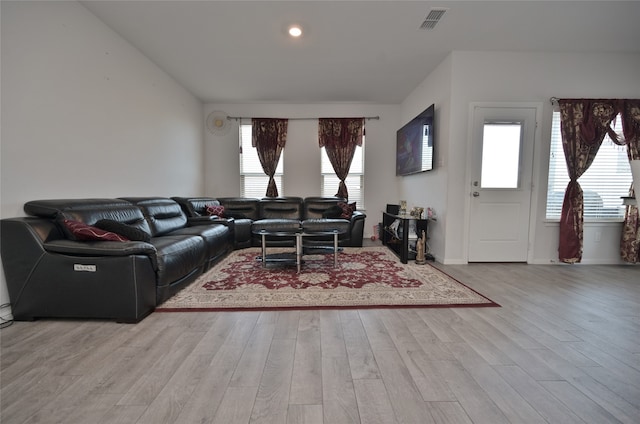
[{"xmin": 156, "ymin": 247, "xmax": 499, "ymax": 311}]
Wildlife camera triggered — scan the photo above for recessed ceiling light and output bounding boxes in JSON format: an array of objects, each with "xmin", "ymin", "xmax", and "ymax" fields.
[{"xmin": 288, "ymin": 25, "xmax": 303, "ymax": 38}]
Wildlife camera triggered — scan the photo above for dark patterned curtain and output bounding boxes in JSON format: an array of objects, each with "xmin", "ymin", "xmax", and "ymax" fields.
[
  {"xmin": 558, "ymin": 99, "xmax": 618, "ymax": 263},
  {"xmin": 252, "ymin": 118, "xmax": 288, "ymax": 197},
  {"xmin": 620, "ymin": 100, "xmax": 640, "ymax": 263},
  {"xmin": 318, "ymin": 118, "xmax": 364, "ymax": 199}
]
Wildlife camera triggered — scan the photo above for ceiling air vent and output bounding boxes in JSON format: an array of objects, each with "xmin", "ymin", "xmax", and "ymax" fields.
[{"xmin": 419, "ymin": 7, "xmax": 448, "ymax": 30}]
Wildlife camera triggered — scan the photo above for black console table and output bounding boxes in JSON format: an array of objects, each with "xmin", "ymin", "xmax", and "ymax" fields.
[{"xmin": 381, "ymin": 212, "xmax": 430, "ymax": 264}]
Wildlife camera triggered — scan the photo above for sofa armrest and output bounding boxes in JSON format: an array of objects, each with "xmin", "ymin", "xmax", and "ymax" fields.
[
  {"xmin": 2, "ymin": 218, "xmax": 158, "ymax": 322},
  {"xmin": 44, "ymin": 239, "xmax": 156, "ymax": 256},
  {"xmin": 346, "ymin": 211, "xmax": 366, "ymax": 246},
  {"xmin": 350, "ymin": 210, "xmax": 366, "ymax": 228},
  {"xmin": 44, "ymin": 240, "xmax": 158, "ymax": 270},
  {"xmin": 351, "ymin": 210, "xmax": 366, "ymax": 220}
]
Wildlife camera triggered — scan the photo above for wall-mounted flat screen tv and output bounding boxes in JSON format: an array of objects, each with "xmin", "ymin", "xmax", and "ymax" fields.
[{"xmin": 396, "ymin": 104, "xmax": 435, "ymax": 176}]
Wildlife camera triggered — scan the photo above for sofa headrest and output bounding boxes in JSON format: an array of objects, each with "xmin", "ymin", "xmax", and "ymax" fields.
[
  {"xmin": 24, "ymin": 199, "xmax": 152, "ymax": 234},
  {"xmin": 24, "ymin": 199, "xmax": 132, "ymax": 219},
  {"xmin": 172, "ymin": 197, "xmax": 219, "ymax": 217},
  {"xmin": 217, "ymin": 198, "xmax": 260, "ymax": 220},
  {"xmin": 303, "ymin": 197, "xmax": 347, "ymax": 219},
  {"xmin": 120, "ymin": 197, "xmax": 186, "ymax": 236}
]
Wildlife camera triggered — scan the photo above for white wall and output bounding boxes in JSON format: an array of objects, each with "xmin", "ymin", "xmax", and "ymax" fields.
[
  {"xmin": 427, "ymin": 50, "xmax": 640, "ymax": 264},
  {"xmin": 397, "ymin": 55, "xmax": 452, "ymax": 262},
  {"xmin": 203, "ymin": 103, "xmax": 400, "ymax": 238},
  {"xmin": 0, "ymin": 1, "xmax": 205, "ymax": 319}
]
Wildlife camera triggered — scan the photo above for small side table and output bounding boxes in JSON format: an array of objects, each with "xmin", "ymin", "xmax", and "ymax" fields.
[{"xmin": 381, "ymin": 212, "xmax": 431, "ymax": 264}]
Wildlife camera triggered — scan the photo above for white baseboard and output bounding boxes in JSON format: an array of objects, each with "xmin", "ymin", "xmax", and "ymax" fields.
[
  {"xmin": 441, "ymin": 259, "xmax": 467, "ymax": 265},
  {"xmin": 530, "ymin": 258, "xmax": 635, "ymax": 265},
  {"xmin": 0, "ymin": 302, "xmax": 13, "ymax": 322}
]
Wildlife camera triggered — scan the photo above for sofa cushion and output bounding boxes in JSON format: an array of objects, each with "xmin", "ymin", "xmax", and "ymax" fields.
[
  {"xmin": 60, "ymin": 218, "xmax": 129, "ymax": 242},
  {"xmin": 169, "ymin": 224, "xmax": 232, "ymax": 267},
  {"xmin": 149, "ymin": 235, "xmax": 206, "ymax": 286},
  {"xmin": 95, "ymin": 219, "xmax": 152, "ymax": 242}
]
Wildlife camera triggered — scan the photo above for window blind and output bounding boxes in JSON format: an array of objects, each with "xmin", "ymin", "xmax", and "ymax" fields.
[
  {"xmin": 321, "ymin": 145, "xmax": 364, "ymax": 208},
  {"xmin": 240, "ymin": 124, "xmax": 283, "ymax": 198},
  {"xmin": 546, "ymin": 112, "xmax": 631, "ymax": 220}
]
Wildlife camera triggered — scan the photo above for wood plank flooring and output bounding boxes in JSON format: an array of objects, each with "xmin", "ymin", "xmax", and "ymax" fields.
[{"xmin": 1, "ymin": 261, "xmax": 639, "ymax": 423}]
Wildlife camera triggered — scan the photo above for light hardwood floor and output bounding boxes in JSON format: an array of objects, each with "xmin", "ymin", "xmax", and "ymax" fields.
[{"xmin": 1, "ymin": 259, "xmax": 639, "ymax": 423}]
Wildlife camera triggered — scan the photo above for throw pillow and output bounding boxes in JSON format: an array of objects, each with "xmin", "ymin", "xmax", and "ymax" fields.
[
  {"xmin": 337, "ymin": 202, "xmax": 356, "ymax": 219},
  {"xmin": 94, "ymin": 219, "xmax": 151, "ymax": 242},
  {"xmin": 322, "ymin": 205, "xmax": 343, "ymax": 219},
  {"xmin": 61, "ymin": 219, "xmax": 129, "ymax": 242},
  {"xmin": 205, "ymin": 204, "xmax": 225, "ymax": 217}
]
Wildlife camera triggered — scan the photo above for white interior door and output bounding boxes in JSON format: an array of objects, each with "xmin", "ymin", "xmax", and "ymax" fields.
[{"xmin": 468, "ymin": 106, "xmax": 537, "ymax": 262}]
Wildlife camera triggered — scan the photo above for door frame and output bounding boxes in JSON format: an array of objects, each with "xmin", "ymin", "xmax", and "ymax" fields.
[{"xmin": 462, "ymin": 102, "xmax": 544, "ymax": 264}]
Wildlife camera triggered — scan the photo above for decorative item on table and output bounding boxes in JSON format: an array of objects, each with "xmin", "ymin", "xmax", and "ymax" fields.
[
  {"xmin": 410, "ymin": 206, "xmax": 424, "ymax": 219},
  {"xmin": 427, "ymin": 207, "xmax": 435, "ymax": 219},
  {"xmin": 399, "ymin": 200, "xmax": 407, "ymax": 215},
  {"xmin": 408, "ymin": 219, "xmax": 417, "ymax": 237},
  {"xmin": 388, "ymin": 219, "xmax": 401, "ymax": 239},
  {"xmin": 415, "ymin": 230, "xmax": 427, "ymax": 264}
]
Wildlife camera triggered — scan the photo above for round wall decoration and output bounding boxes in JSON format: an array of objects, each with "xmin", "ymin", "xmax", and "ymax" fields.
[{"xmin": 206, "ymin": 111, "xmax": 232, "ymax": 136}]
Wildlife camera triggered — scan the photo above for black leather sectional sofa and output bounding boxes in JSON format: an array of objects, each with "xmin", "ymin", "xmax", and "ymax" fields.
[
  {"xmin": 1, "ymin": 196, "xmax": 366, "ymax": 323},
  {"xmin": 1, "ymin": 197, "xmax": 234, "ymax": 323},
  {"xmin": 172, "ymin": 196, "xmax": 366, "ymax": 249}
]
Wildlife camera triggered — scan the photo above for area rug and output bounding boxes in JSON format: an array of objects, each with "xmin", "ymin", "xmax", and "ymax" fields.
[{"xmin": 156, "ymin": 247, "xmax": 499, "ymax": 311}]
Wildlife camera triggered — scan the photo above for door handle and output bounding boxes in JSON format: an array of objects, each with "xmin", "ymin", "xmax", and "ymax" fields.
[{"xmin": 472, "ymin": 192, "xmax": 480, "ymax": 197}]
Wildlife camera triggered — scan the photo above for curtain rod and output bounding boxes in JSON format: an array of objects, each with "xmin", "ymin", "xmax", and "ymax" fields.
[
  {"xmin": 550, "ymin": 97, "xmax": 559, "ymax": 104},
  {"xmin": 227, "ymin": 116, "xmax": 380, "ymax": 121}
]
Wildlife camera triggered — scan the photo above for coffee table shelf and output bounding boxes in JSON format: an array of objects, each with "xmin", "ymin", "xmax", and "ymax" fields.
[{"xmin": 253, "ymin": 229, "xmax": 343, "ymax": 273}]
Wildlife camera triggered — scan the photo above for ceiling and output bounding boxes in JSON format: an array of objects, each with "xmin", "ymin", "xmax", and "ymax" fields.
[{"xmin": 81, "ymin": 1, "xmax": 640, "ymax": 104}]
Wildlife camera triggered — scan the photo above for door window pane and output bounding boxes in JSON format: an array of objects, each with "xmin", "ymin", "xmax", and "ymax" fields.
[{"xmin": 481, "ymin": 122, "xmax": 522, "ymax": 189}]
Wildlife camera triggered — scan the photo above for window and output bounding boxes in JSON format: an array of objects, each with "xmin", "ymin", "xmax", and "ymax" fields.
[
  {"xmin": 546, "ymin": 112, "xmax": 632, "ymax": 220},
  {"xmin": 321, "ymin": 143, "xmax": 364, "ymax": 208},
  {"xmin": 481, "ymin": 121, "xmax": 523, "ymax": 189},
  {"xmin": 239, "ymin": 124, "xmax": 283, "ymax": 198}
]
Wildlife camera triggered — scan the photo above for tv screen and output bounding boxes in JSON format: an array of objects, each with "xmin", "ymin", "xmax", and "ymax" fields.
[{"xmin": 396, "ymin": 104, "xmax": 435, "ymax": 176}]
